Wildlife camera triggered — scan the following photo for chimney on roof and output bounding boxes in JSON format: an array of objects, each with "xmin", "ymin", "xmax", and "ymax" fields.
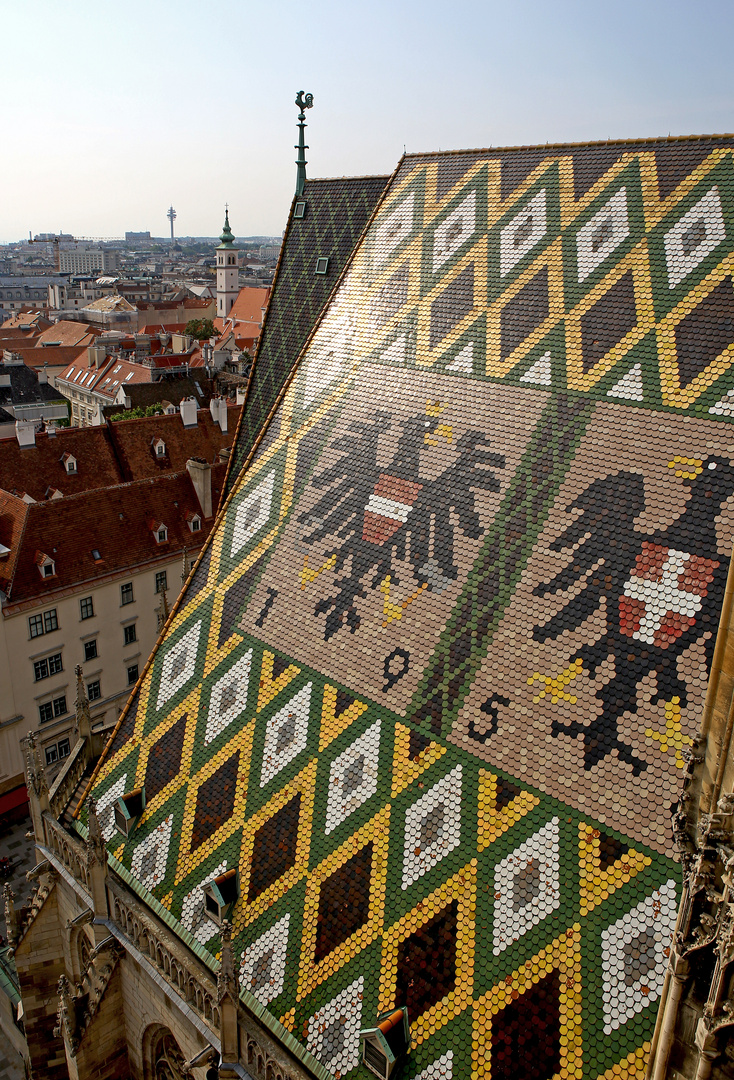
[
  {"xmin": 180, "ymin": 396, "xmax": 197, "ymax": 428},
  {"xmin": 187, "ymin": 457, "xmax": 212, "ymax": 518},
  {"xmin": 218, "ymin": 396, "xmax": 228, "ymax": 433},
  {"xmin": 236, "ymin": 386, "xmax": 246, "ymax": 405},
  {"xmin": 209, "ymin": 395, "xmax": 220, "ymax": 423},
  {"xmin": 38, "ymin": 362, "xmax": 48, "ymax": 385},
  {"xmin": 88, "ymin": 345, "xmax": 106, "ymax": 369},
  {"xmin": 15, "ymin": 420, "xmax": 36, "ymax": 448}
]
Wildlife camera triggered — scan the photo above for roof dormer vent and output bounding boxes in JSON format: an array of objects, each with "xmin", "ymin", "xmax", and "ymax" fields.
[
  {"xmin": 114, "ymin": 787, "xmax": 146, "ymax": 837},
  {"xmin": 360, "ymin": 1009, "xmax": 411, "ymax": 1080},
  {"xmin": 202, "ymin": 868, "xmax": 238, "ymax": 925},
  {"xmin": 36, "ymin": 551, "xmax": 56, "ymax": 579}
]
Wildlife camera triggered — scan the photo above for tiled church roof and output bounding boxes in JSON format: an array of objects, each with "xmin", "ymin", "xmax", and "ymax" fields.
[
  {"xmin": 83, "ymin": 136, "xmax": 734, "ymax": 1080},
  {"xmin": 223, "ymin": 174, "xmax": 391, "ymax": 497}
]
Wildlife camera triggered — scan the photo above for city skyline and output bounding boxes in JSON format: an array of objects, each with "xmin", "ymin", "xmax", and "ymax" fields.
[{"xmin": 2, "ymin": 0, "xmax": 733, "ymax": 243}]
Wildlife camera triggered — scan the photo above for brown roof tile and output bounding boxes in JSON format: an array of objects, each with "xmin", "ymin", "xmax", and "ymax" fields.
[
  {"xmin": 0, "ymin": 427, "xmax": 122, "ymax": 501},
  {"xmin": 3, "ymin": 466, "xmax": 226, "ymax": 605},
  {"xmin": 3, "ymin": 345, "xmax": 88, "ymax": 370},
  {"xmin": 35, "ymin": 321, "xmax": 100, "ymax": 348},
  {"xmin": 0, "ymin": 490, "xmax": 29, "ymax": 594},
  {"xmin": 108, "ymin": 408, "xmax": 239, "ymax": 480}
]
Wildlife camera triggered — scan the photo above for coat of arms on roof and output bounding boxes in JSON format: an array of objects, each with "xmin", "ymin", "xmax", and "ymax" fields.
[
  {"xmin": 530, "ymin": 454, "xmax": 734, "ymax": 773},
  {"xmin": 297, "ymin": 400, "xmax": 506, "ymax": 640}
]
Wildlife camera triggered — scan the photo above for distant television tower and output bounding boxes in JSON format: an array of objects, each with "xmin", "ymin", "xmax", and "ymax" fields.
[{"xmin": 167, "ymin": 205, "xmax": 177, "ymax": 248}]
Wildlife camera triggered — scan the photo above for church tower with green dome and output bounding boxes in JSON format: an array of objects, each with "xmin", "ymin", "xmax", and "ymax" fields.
[{"xmin": 216, "ymin": 206, "xmax": 238, "ymax": 318}]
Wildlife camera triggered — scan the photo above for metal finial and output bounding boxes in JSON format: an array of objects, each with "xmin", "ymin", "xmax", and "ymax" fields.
[{"xmin": 294, "ymin": 91, "xmax": 314, "ymax": 197}]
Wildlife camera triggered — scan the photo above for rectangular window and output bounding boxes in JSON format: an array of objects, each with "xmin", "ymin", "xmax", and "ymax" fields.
[
  {"xmin": 155, "ymin": 571, "xmax": 167, "ymax": 594},
  {"xmin": 38, "ymin": 701, "xmax": 53, "ymax": 723},
  {"xmin": 123, "ymin": 624, "xmax": 137, "ymax": 646},
  {"xmin": 29, "ymin": 608, "xmax": 58, "ymax": 637},
  {"xmin": 127, "ymin": 664, "xmax": 139, "ymax": 685},
  {"xmin": 84, "ymin": 640, "xmax": 98, "ymax": 661},
  {"xmin": 53, "ymin": 695, "xmax": 67, "ymax": 717},
  {"xmin": 34, "ymin": 653, "xmax": 62, "ymax": 680},
  {"xmin": 87, "ymin": 680, "xmax": 101, "ymax": 701},
  {"xmin": 120, "ymin": 582, "xmax": 134, "ymax": 606},
  {"xmin": 58, "ymin": 738, "xmax": 71, "ymax": 760},
  {"xmin": 45, "ymin": 745, "xmax": 58, "ymax": 765},
  {"xmin": 80, "ymin": 596, "xmax": 94, "ymax": 620}
]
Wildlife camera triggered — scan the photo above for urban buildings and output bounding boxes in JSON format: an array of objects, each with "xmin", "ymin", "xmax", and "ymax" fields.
[
  {"xmin": 57, "ymin": 249, "xmax": 120, "ymax": 276},
  {"xmin": 0, "ymin": 404, "xmax": 237, "ymax": 818}
]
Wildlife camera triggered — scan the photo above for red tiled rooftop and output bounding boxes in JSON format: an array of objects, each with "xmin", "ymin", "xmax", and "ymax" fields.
[
  {"xmin": 213, "ymin": 286, "xmax": 269, "ymax": 334},
  {"xmin": 109, "ymin": 407, "xmax": 239, "ymax": 480},
  {"xmin": 0, "ymin": 427, "xmax": 122, "ymax": 501},
  {"xmin": 3, "ymin": 345, "xmax": 88, "ymax": 370},
  {"xmin": 2, "ymin": 467, "xmax": 226, "ymax": 605},
  {"xmin": 58, "ymin": 356, "xmax": 154, "ymax": 399},
  {"xmin": 0, "ymin": 490, "xmax": 29, "ymax": 594},
  {"xmin": 36, "ymin": 321, "xmax": 100, "ymax": 348}
]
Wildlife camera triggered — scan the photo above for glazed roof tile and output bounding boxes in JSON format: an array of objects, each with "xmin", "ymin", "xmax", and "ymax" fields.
[
  {"xmin": 84, "ymin": 136, "xmax": 734, "ymax": 1080},
  {"xmin": 224, "ymin": 174, "xmax": 391, "ymax": 495}
]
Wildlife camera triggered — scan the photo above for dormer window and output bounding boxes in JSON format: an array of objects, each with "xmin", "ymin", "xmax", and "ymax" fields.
[
  {"xmin": 202, "ymin": 869, "xmax": 238, "ymax": 925},
  {"xmin": 36, "ymin": 552, "xmax": 56, "ymax": 579},
  {"xmin": 188, "ymin": 513, "xmax": 202, "ymax": 533},
  {"xmin": 61, "ymin": 453, "xmax": 77, "ymax": 475},
  {"xmin": 360, "ymin": 1009, "xmax": 411, "ymax": 1080},
  {"xmin": 152, "ymin": 438, "xmax": 166, "ymax": 458},
  {"xmin": 154, "ymin": 524, "xmax": 168, "ymax": 544},
  {"xmin": 114, "ymin": 788, "xmax": 146, "ymax": 837}
]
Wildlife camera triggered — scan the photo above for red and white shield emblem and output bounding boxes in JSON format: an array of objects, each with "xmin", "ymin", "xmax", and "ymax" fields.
[
  {"xmin": 362, "ymin": 473, "xmax": 423, "ymax": 546},
  {"xmin": 619, "ymin": 541, "xmax": 718, "ymax": 649}
]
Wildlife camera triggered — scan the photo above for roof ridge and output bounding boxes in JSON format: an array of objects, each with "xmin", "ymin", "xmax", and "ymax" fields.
[
  {"xmin": 307, "ymin": 173, "xmax": 393, "ymax": 182},
  {"xmin": 402, "ymin": 133, "xmax": 734, "ymax": 159}
]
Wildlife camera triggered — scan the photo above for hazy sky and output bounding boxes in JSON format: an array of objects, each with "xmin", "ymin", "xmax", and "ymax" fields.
[{"xmin": 2, "ymin": 0, "xmax": 733, "ymax": 243}]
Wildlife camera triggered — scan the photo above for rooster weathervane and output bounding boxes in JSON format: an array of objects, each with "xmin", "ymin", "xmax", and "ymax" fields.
[{"xmin": 295, "ymin": 91, "xmax": 314, "ymax": 196}]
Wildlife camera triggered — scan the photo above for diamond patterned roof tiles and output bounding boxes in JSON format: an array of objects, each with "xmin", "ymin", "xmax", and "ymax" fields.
[
  {"xmin": 224, "ymin": 175, "xmax": 391, "ymax": 496},
  {"xmin": 83, "ymin": 136, "xmax": 734, "ymax": 1080}
]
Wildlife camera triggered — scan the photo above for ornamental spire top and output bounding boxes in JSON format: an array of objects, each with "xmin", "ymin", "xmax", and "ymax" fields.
[
  {"xmin": 218, "ymin": 207, "xmax": 235, "ymax": 249},
  {"xmin": 294, "ymin": 90, "xmax": 314, "ymax": 197}
]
